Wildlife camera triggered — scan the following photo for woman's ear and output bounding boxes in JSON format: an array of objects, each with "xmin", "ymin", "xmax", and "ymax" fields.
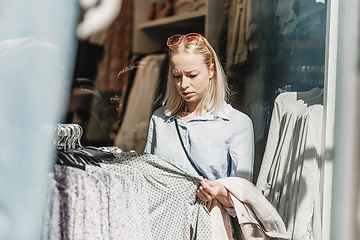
[{"xmin": 209, "ymin": 63, "xmax": 215, "ymax": 79}]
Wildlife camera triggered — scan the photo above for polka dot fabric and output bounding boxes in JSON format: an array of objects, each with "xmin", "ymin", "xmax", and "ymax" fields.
[{"xmin": 43, "ymin": 152, "xmax": 212, "ymax": 240}]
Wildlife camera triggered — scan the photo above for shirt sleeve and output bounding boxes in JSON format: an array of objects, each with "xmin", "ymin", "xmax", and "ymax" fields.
[
  {"xmin": 229, "ymin": 116, "xmax": 255, "ymax": 182},
  {"xmin": 144, "ymin": 115, "xmax": 155, "ymax": 154}
]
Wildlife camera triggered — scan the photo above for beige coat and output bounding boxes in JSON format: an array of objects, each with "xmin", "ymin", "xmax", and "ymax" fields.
[{"xmin": 208, "ymin": 177, "xmax": 288, "ymax": 240}]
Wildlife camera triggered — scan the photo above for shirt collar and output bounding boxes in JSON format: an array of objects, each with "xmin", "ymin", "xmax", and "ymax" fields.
[{"xmin": 166, "ymin": 103, "xmax": 231, "ymax": 123}]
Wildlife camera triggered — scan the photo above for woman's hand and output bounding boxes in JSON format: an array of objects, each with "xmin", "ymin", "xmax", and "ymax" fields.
[{"xmin": 196, "ymin": 179, "xmax": 233, "ymax": 208}]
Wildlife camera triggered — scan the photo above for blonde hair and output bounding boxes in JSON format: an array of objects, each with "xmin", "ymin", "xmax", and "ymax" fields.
[{"xmin": 164, "ymin": 34, "xmax": 230, "ymax": 117}]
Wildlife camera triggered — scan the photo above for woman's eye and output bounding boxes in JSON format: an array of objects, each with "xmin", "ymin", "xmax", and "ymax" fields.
[
  {"xmin": 189, "ymin": 74, "xmax": 198, "ymax": 78},
  {"xmin": 173, "ymin": 75, "xmax": 181, "ymax": 79}
]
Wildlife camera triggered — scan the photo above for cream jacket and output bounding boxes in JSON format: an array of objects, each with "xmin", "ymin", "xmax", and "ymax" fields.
[{"xmin": 208, "ymin": 177, "xmax": 288, "ymax": 240}]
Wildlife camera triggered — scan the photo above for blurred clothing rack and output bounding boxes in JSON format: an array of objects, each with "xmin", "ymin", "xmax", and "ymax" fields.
[{"xmin": 294, "ymin": 65, "xmax": 325, "ymax": 85}]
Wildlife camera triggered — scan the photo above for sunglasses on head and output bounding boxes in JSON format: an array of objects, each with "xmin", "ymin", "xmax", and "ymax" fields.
[{"xmin": 166, "ymin": 33, "xmax": 205, "ymax": 47}]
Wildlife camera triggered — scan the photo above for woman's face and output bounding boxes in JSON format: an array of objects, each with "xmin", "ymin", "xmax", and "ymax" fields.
[{"xmin": 170, "ymin": 52, "xmax": 214, "ymax": 107}]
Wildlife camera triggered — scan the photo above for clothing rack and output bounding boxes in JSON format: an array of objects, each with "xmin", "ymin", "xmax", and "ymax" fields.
[
  {"xmin": 54, "ymin": 124, "xmax": 108, "ymax": 170},
  {"xmin": 293, "ymin": 65, "xmax": 325, "ymax": 85}
]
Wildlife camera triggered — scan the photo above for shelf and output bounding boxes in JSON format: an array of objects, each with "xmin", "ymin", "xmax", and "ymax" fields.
[
  {"xmin": 139, "ymin": 9, "xmax": 206, "ymax": 29},
  {"xmin": 133, "ymin": 0, "xmax": 223, "ymax": 53}
]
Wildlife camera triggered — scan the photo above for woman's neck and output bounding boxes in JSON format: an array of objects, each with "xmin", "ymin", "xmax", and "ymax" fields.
[{"xmin": 181, "ymin": 102, "xmax": 202, "ymax": 123}]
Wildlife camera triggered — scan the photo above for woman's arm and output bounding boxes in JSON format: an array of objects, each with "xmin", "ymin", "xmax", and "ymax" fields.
[
  {"xmin": 229, "ymin": 116, "xmax": 255, "ymax": 180},
  {"xmin": 196, "ymin": 179, "xmax": 233, "ymax": 207}
]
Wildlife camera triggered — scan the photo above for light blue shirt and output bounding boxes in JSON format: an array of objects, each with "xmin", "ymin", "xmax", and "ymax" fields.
[{"xmin": 144, "ymin": 103, "xmax": 254, "ymax": 181}]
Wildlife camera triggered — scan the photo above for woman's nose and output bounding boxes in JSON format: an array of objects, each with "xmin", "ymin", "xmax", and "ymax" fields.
[{"xmin": 181, "ymin": 76, "xmax": 190, "ymax": 89}]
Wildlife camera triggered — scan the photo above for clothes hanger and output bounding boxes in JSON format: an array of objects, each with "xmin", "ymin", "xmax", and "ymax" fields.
[{"xmin": 55, "ymin": 124, "xmax": 106, "ymax": 169}]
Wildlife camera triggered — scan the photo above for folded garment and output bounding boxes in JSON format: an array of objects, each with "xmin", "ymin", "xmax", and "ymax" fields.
[
  {"xmin": 176, "ymin": 0, "xmax": 195, "ymax": 14},
  {"xmin": 194, "ymin": 0, "xmax": 206, "ymax": 11}
]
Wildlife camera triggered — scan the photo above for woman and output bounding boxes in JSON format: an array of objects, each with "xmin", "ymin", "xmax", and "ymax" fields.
[{"xmin": 144, "ymin": 33, "xmax": 254, "ymax": 209}]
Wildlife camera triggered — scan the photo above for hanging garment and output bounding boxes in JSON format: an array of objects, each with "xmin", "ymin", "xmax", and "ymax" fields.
[
  {"xmin": 100, "ymin": 0, "xmax": 134, "ymax": 92},
  {"xmin": 114, "ymin": 54, "xmax": 165, "ymax": 152},
  {"xmin": 278, "ymin": 105, "xmax": 323, "ymax": 240},
  {"xmin": 227, "ymin": 0, "xmax": 245, "ymax": 67},
  {"xmin": 255, "ymin": 88, "xmax": 323, "ymax": 240},
  {"xmin": 117, "ymin": 53, "xmax": 148, "ymax": 126},
  {"xmin": 256, "ymin": 87, "xmax": 322, "ymax": 195},
  {"xmin": 264, "ymin": 99, "xmax": 308, "ymax": 206},
  {"xmin": 42, "ymin": 152, "xmax": 211, "ymax": 240},
  {"xmin": 276, "ymin": 0, "xmax": 326, "ymax": 35},
  {"xmin": 226, "ymin": 0, "xmax": 260, "ymax": 68}
]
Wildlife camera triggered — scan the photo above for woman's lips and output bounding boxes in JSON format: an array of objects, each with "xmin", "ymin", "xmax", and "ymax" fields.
[{"xmin": 182, "ymin": 92, "xmax": 194, "ymax": 97}]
